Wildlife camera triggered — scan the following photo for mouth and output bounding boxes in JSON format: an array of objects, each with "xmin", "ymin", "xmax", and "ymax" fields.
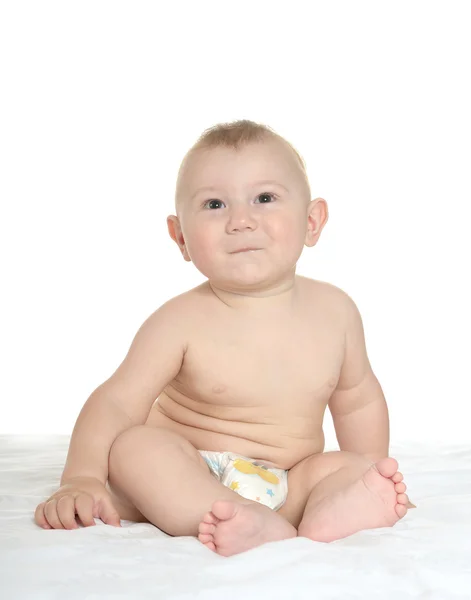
[{"xmin": 231, "ymin": 248, "xmax": 261, "ymax": 254}]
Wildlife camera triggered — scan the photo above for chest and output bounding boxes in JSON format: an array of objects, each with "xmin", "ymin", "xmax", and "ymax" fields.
[{"xmin": 173, "ymin": 314, "xmax": 344, "ymax": 409}]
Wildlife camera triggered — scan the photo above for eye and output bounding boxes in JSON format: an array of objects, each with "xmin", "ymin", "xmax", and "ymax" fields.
[
  {"xmin": 203, "ymin": 199, "xmax": 224, "ymax": 209},
  {"xmin": 202, "ymin": 192, "xmax": 276, "ymax": 210},
  {"xmin": 255, "ymin": 192, "xmax": 276, "ymax": 204}
]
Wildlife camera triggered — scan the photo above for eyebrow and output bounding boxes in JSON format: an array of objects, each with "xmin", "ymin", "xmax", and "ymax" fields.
[{"xmin": 190, "ymin": 180, "xmax": 289, "ymax": 202}]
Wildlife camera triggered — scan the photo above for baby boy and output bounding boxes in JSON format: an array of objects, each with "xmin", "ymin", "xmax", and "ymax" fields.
[{"xmin": 35, "ymin": 120, "xmax": 412, "ymax": 556}]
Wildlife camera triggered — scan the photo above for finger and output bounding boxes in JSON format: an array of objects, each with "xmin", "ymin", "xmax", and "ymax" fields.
[
  {"xmin": 44, "ymin": 499, "xmax": 65, "ymax": 529},
  {"xmin": 34, "ymin": 502, "xmax": 51, "ymax": 529},
  {"xmin": 56, "ymin": 496, "xmax": 79, "ymax": 530},
  {"xmin": 97, "ymin": 498, "xmax": 121, "ymax": 527},
  {"xmin": 75, "ymin": 494, "xmax": 96, "ymax": 527}
]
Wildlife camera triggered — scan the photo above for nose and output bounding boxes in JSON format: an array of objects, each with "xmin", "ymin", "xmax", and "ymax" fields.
[{"xmin": 226, "ymin": 204, "xmax": 257, "ymax": 233}]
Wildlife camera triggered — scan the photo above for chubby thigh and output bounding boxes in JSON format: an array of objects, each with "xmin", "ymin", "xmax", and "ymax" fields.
[
  {"xmin": 106, "ymin": 425, "xmax": 261, "ymax": 535},
  {"xmin": 106, "ymin": 424, "xmax": 352, "ymax": 533},
  {"xmin": 106, "ymin": 425, "xmax": 214, "ymax": 526}
]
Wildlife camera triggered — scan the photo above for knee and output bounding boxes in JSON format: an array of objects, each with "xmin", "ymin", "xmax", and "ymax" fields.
[
  {"xmin": 321, "ymin": 450, "xmax": 359, "ymax": 460},
  {"xmin": 297, "ymin": 450, "xmax": 368, "ymax": 488},
  {"xmin": 109, "ymin": 425, "xmax": 146, "ymax": 460},
  {"xmin": 313, "ymin": 450, "xmax": 370, "ymax": 470},
  {"xmin": 109, "ymin": 425, "xmax": 194, "ymax": 470}
]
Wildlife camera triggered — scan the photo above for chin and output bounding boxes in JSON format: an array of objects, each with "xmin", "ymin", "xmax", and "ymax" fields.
[{"xmin": 213, "ymin": 269, "xmax": 280, "ymax": 291}]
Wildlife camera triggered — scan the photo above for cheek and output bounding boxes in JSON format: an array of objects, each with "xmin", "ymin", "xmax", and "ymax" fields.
[
  {"xmin": 184, "ymin": 226, "xmax": 217, "ymax": 264},
  {"xmin": 269, "ymin": 213, "xmax": 304, "ymax": 243}
]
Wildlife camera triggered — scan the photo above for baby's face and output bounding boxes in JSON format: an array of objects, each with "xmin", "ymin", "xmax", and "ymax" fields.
[{"xmin": 170, "ymin": 139, "xmax": 313, "ymax": 290}]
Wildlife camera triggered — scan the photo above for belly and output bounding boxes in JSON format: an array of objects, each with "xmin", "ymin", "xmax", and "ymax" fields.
[{"xmin": 145, "ymin": 392, "xmax": 325, "ymax": 470}]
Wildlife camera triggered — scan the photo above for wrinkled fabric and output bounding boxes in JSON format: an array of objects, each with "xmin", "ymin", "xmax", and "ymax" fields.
[{"xmin": 1, "ymin": 435, "xmax": 470, "ymax": 599}]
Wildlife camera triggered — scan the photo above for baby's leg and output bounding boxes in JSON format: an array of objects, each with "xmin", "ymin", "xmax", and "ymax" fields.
[
  {"xmin": 107, "ymin": 425, "xmax": 246, "ymax": 536},
  {"xmin": 108, "ymin": 426, "xmax": 297, "ymax": 554}
]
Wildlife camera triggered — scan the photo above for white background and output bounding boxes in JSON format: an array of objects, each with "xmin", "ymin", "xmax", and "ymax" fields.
[{"xmin": 1, "ymin": 1, "xmax": 469, "ymax": 444}]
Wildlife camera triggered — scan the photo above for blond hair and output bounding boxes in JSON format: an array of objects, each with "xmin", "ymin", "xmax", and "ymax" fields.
[{"xmin": 175, "ymin": 119, "xmax": 310, "ymax": 210}]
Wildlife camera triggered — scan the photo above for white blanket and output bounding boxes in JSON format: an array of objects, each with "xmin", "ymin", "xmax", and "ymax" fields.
[{"xmin": 1, "ymin": 435, "xmax": 470, "ymax": 599}]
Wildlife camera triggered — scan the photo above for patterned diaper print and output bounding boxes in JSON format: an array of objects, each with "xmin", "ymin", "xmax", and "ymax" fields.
[{"xmin": 199, "ymin": 451, "xmax": 288, "ymax": 511}]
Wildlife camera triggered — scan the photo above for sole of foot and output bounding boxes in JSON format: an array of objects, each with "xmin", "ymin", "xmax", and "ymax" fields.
[
  {"xmin": 198, "ymin": 500, "xmax": 297, "ymax": 557},
  {"xmin": 298, "ymin": 457, "xmax": 410, "ymax": 543}
]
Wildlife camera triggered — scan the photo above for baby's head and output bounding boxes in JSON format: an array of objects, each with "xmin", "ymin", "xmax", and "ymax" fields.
[{"xmin": 168, "ymin": 120, "xmax": 328, "ymax": 292}]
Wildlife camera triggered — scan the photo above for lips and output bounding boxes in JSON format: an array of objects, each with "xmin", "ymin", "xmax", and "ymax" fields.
[{"xmin": 231, "ymin": 248, "xmax": 260, "ymax": 254}]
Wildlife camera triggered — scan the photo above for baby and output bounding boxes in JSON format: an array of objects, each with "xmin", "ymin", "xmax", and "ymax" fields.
[{"xmin": 35, "ymin": 119, "xmax": 413, "ymax": 556}]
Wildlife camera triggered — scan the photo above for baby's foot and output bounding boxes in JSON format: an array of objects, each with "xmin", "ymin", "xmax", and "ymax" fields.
[
  {"xmin": 198, "ymin": 500, "xmax": 297, "ymax": 557},
  {"xmin": 299, "ymin": 457, "xmax": 410, "ymax": 543}
]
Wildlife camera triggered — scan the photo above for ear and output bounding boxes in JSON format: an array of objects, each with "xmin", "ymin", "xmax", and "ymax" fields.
[
  {"xmin": 304, "ymin": 198, "xmax": 329, "ymax": 248},
  {"xmin": 167, "ymin": 215, "xmax": 191, "ymax": 262}
]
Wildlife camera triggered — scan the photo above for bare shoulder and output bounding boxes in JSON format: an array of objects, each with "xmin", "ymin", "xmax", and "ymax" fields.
[
  {"xmin": 297, "ymin": 276, "xmax": 363, "ymax": 336},
  {"xmin": 145, "ymin": 282, "xmax": 211, "ymax": 326},
  {"xmin": 298, "ymin": 275, "xmax": 355, "ymax": 309}
]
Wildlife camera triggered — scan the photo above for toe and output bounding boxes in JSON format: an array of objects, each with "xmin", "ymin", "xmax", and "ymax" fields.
[
  {"xmin": 202, "ymin": 511, "xmax": 219, "ymax": 525},
  {"xmin": 375, "ymin": 457, "xmax": 399, "ymax": 478},
  {"xmin": 396, "ymin": 493, "xmax": 408, "ymax": 505},
  {"xmin": 394, "ymin": 482, "xmax": 406, "ymax": 494},
  {"xmin": 204, "ymin": 541, "xmax": 216, "ymax": 552},
  {"xmin": 211, "ymin": 500, "xmax": 239, "ymax": 521},
  {"xmin": 198, "ymin": 533, "xmax": 214, "ymax": 544},
  {"xmin": 391, "ymin": 471, "xmax": 404, "ymax": 483},
  {"xmin": 198, "ymin": 522, "xmax": 216, "ymax": 535},
  {"xmin": 395, "ymin": 503, "xmax": 408, "ymax": 518}
]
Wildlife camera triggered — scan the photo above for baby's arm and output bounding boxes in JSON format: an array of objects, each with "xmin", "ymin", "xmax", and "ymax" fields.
[
  {"xmin": 61, "ymin": 299, "xmax": 187, "ymax": 486},
  {"xmin": 327, "ymin": 292, "xmax": 389, "ymax": 463}
]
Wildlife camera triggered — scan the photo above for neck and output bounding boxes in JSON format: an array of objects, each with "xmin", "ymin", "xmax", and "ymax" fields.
[{"xmin": 207, "ymin": 275, "xmax": 299, "ymax": 312}]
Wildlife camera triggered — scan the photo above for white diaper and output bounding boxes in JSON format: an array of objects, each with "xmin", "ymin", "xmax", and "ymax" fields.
[{"xmin": 199, "ymin": 451, "xmax": 288, "ymax": 511}]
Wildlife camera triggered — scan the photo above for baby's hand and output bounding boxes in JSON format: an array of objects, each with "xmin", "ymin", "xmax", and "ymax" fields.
[{"xmin": 34, "ymin": 476, "xmax": 121, "ymax": 530}]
